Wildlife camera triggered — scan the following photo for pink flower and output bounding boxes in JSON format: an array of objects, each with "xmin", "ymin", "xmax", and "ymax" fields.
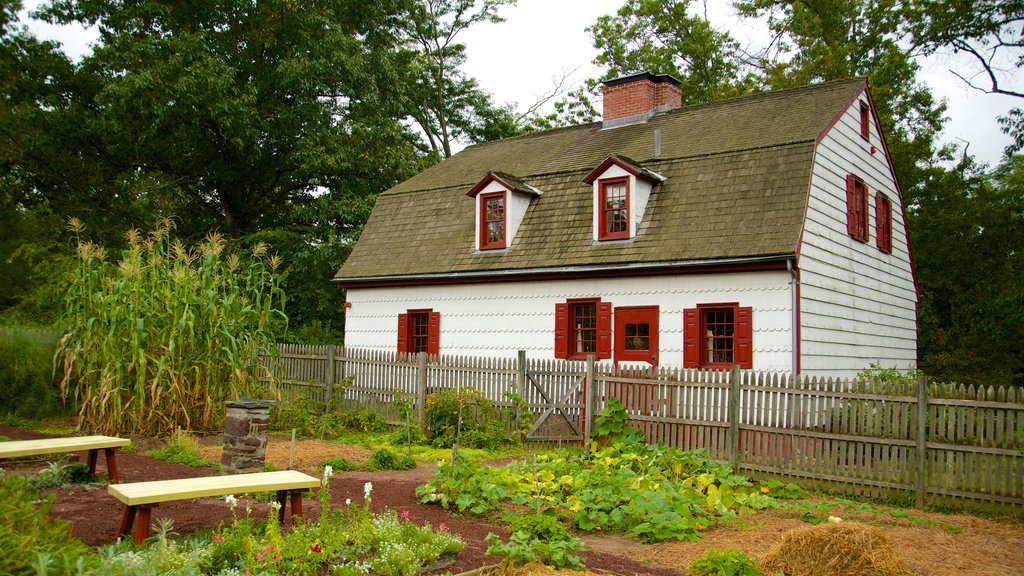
[
  {"xmin": 264, "ymin": 545, "xmax": 274, "ymax": 553},
  {"xmin": 401, "ymin": 510, "xmax": 410, "ymax": 521},
  {"xmin": 244, "ymin": 569, "xmax": 250, "ymax": 575},
  {"xmin": 257, "ymin": 553, "xmax": 265, "ymax": 561},
  {"xmin": 275, "ymin": 553, "xmax": 281, "ymax": 561},
  {"xmin": 310, "ymin": 543, "xmax": 322, "ymax": 553},
  {"xmin": 212, "ymin": 533, "xmax": 222, "ymax": 543},
  {"xmin": 219, "ymin": 519, "xmax": 225, "ymax": 527},
  {"xmin": 439, "ymin": 522, "xmax": 448, "ymax": 532}
]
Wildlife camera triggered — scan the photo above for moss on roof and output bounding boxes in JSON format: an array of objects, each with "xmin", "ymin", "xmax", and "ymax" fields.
[{"xmin": 337, "ymin": 78, "xmax": 865, "ymax": 282}]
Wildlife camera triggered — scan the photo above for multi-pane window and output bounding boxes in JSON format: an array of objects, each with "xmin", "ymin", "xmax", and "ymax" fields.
[
  {"xmin": 702, "ymin": 308, "xmax": 735, "ymax": 365},
  {"xmin": 409, "ymin": 312, "xmax": 429, "ymax": 353},
  {"xmin": 846, "ymin": 174, "xmax": 869, "ymax": 242},
  {"xmin": 571, "ymin": 301, "xmax": 597, "ymax": 354},
  {"xmin": 599, "ymin": 179, "xmax": 629, "ymax": 240},
  {"xmin": 480, "ymin": 192, "xmax": 505, "ymax": 249},
  {"xmin": 624, "ymin": 322, "xmax": 649, "ymax": 351},
  {"xmin": 876, "ymin": 192, "xmax": 892, "ymax": 254}
]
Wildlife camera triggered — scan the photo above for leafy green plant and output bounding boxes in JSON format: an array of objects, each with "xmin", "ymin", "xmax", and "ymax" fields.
[
  {"xmin": 0, "ymin": 474, "xmax": 99, "ymax": 575},
  {"xmin": 485, "ymin": 511, "xmax": 587, "ymax": 570},
  {"xmin": 590, "ymin": 396, "xmax": 644, "ymax": 447},
  {"xmin": 58, "ymin": 219, "xmax": 287, "ymax": 436},
  {"xmin": 368, "ymin": 449, "xmax": 416, "ymax": 471},
  {"xmin": 689, "ymin": 548, "xmax": 764, "ymax": 576},
  {"xmin": 321, "ymin": 456, "xmax": 359, "ymax": 472},
  {"xmin": 147, "ymin": 431, "xmax": 218, "ymax": 469},
  {"xmin": 424, "ymin": 386, "xmax": 507, "ymax": 449}
]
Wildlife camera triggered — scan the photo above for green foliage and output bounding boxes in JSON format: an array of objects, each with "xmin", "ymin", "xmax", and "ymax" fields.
[
  {"xmin": 590, "ymin": 396, "xmax": 645, "ymax": 446},
  {"xmin": 417, "ymin": 443, "xmax": 776, "ymax": 543},
  {"xmin": 689, "ymin": 548, "xmax": 764, "ymax": 576},
  {"xmin": 368, "ymin": 449, "xmax": 417, "ymax": 471},
  {"xmin": 270, "ymin": 392, "xmax": 388, "ymax": 439},
  {"xmin": 0, "ymin": 474, "xmax": 99, "ymax": 575},
  {"xmin": 58, "ymin": 220, "xmax": 286, "ymax": 437},
  {"xmin": 424, "ymin": 387, "xmax": 508, "ymax": 449},
  {"xmin": 0, "ymin": 326, "xmax": 69, "ymax": 419},
  {"xmin": 26, "ymin": 462, "xmax": 99, "ymax": 491},
  {"xmin": 485, "ymin": 511, "xmax": 587, "ymax": 570},
  {"xmin": 148, "ymin": 432, "xmax": 218, "ymax": 469},
  {"xmin": 321, "ymin": 456, "xmax": 359, "ymax": 472},
  {"xmin": 783, "ymin": 497, "xmax": 959, "ymax": 531}
]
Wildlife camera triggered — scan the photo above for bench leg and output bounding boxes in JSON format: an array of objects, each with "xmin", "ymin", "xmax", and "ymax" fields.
[
  {"xmin": 133, "ymin": 506, "xmax": 153, "ymax": 546},
  {"xmin": 290, "ymin": 490, "xmax": 303, "ymax": 518},
  {"xmin": 104, "ymin": 448, "xmax": 121, "ymax": 483},
  {"xmin": 276, "ymin": 490, "xmax": 288, "ymax": 524},
  {"xmin": 86, "ymin": 449, "xmax": 98, "ymax": 475},
  {"xmin": 118, "ymin": 505, "xmax": 137, "ymax": 539}
]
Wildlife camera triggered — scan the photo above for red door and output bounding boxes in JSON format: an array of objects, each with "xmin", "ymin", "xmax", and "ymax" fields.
[{"xmin": 613, "ymin": 306, "xmax": 659, "ymax": 366}]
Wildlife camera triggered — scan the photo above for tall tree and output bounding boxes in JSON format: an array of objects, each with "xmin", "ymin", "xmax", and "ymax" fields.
[
  {"xmin": 401, "ymin": 0, "xmax": 520, "ymax": 158},
  {"xmin": 903, "ymin": 0, "xmax": 1024, "ymax": 154}
]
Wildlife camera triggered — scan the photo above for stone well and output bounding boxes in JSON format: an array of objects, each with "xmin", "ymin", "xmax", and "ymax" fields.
[{"xmin": 221, "ymin": 399, "xmax": 275, "ymax": 475}]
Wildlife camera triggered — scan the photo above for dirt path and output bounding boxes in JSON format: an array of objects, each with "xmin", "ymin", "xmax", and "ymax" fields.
[{"xmin": 2, "ymin": 427, "xmax": 1022, "ymax": 575}]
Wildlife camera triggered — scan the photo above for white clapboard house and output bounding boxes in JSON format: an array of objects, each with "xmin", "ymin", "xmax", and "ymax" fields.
[{"xmin": 334, "ymin": 73, "xmax": 917, "ymax": 378}]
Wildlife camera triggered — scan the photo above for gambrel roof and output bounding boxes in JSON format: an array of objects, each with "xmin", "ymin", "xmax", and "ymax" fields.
[{"xmin": 336, "ymin": 77, "xmax": 868, "ymax": 284}]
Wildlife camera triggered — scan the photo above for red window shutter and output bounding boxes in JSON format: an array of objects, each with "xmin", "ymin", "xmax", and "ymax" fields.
[
  {"xmin": 683, "ymin": 308, "xmax": 699, "ymax": 368},
  {"xmin": 735, "ymin": 306, "xmax": 753, "ymax": 369},
  {"xmin": 554, "ymin": 303, "xmax": 568, "ymax": 359},
  {"xmin": 397, "ymin": 313, "xmax": 409, "ymax": 355},
  {"xmin": 427, "ymin": 311, "xmax": 440, "ymax": 356},
  {"xmin": 846, "ymin": 174, "xmax": 858, "ymax": 237},
  {"xmin": 596, "ymin": 301, "xmax": 612, "ymax": 359},
  {"xmin": 876, "ymin": 192, "xmax": 892, "ymax": 253}
]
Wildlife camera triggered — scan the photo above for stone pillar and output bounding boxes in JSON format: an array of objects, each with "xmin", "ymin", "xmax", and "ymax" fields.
[{"xmin": 221, "ymin": 400, "xmax": 275, "ymax": 475}]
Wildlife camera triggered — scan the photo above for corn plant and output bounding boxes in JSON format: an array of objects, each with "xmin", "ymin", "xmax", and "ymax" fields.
[{"xmin": 57, "ymin": 218, "xmax": 286, "ymax": 436}]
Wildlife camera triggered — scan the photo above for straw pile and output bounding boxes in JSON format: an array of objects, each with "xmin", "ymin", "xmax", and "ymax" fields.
[{"xmin": 760, "ymin": 522, "xmax": 910, "ymax": 576}]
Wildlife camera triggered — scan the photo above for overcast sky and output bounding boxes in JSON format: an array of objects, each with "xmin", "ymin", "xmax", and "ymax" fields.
[{"xmin": 19, "ymin": 0, "xmax": 1020, "ymax": 166}]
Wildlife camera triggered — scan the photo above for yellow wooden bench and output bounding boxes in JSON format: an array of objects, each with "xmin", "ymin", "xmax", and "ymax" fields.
[
  {"xmin": 0, "ymin": 435, "xmax": 130, "ymax": 482},
  {"xmin": 108, "ymin": 470, "xmax": 321, "ymax": 545}
]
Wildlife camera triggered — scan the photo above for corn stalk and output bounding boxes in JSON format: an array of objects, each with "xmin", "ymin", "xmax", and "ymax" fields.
[{"xmin": 58, "ymin": 218, "xmax": 286, "ymax": 436}]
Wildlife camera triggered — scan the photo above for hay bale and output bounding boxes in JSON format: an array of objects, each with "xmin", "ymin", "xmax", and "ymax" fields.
[{"xmin": 760, "ymin": 522, "xmax": 910, "ymax": 576}]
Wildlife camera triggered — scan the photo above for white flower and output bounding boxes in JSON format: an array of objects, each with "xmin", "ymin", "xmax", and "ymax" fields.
[
  {"xmin": 269, "ymin": 500, "xmax": 281, "ymax": 511},
  {"xmin": 363, "ymin": 481, "xmax": 373, "ymax": 500},
  {"xmin": 323, "ymin": 465, "xmax": 333, "ymax": 480},
  {"xmin": 224, "ymin": 494, "xmax": 238, "ymax": 509},
  {"xmin": 345, "ymin": 498, "xmax": 352, "ymax": 506}
]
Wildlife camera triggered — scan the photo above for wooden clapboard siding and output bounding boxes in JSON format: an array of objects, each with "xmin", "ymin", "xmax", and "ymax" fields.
[
  {"xmin": 800, "ymin": 88, "xmax": 917, "ymax": 378},
  {"xmin": 344, "ymin": 270, "xmax": 794, "ymax": 371},
  {"xmin": 259, "ymin": 345, "xmax": 1022, "ymax": 517}
]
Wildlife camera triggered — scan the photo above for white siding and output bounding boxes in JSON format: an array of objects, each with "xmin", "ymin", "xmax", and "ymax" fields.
[
  {"xmin": 801, "ymin": 91, "xmax": 918, "ymax": 378},
  {"xmin": 344, "ymin": 271, "xmax": 795, "ymax": 371}
]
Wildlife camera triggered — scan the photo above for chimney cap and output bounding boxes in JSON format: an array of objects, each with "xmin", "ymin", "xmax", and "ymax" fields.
[{"xmin": 602, "ymin": 72, "xmax": 682, "ymax": 88}]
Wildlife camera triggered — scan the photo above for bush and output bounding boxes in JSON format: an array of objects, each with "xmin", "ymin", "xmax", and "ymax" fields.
[
  {"xmin": 424, "ymin": 387, "xmax": 507, "ymax": 449},
  {"xmin": 0, "ymin": 326, "xmax": 69, "ymax": 418},
  {"xmin": 26, "ymin": 462, "xmax": 98, "ymax": 491},
  {"xmin": 0, "ymin": 474, "xmax": 98, "ymax": 574},
  {"xmin": 689, "ymin": 548, "xmax": 764, "ymax": 576},
  {"xmin": 369, "ymin": 449, "xmax": 416, "ymax": 471},
  {"xmin": 485, "ymin": 512, "xmax": 587, "ymax": 570},
  {"xmin": 271, "ymin": 396, "xmax": 388, "ymax": 438},
  {"xmin": 147, "ymin": 431, "xmax": 218, "ymax": 469},
  {"xmin": 322, "ymin": 456, "xmax": 359, "ymax": 472}
]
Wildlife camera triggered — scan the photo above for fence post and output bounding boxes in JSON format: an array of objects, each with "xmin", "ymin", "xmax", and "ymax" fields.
[
  {"xmin": 416, "ymin": 352, "xmax": 428, "ymax": 425},
  {"xmin": 728, "ymin": 364, "xmax": 742, "ymax": 468},
  {"xmin": 915, "ymin": 372, "xmax": 928, "ymax": 509},
  {"xmin": 324, "ymin": 345, "xmax": 336, "ymax": 411},
  {"xmin": 516, "ymin": 350, "xmax": 527, "ymax": 439},
  {"xmin": 583, "ymin": 355, "xmax": 596, "ymax": 442}
]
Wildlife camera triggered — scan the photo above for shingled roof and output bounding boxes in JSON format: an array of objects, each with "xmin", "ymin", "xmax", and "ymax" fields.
[{"xmin": 336, "ymin": 78, "xmax": 866, "ymax": 284}]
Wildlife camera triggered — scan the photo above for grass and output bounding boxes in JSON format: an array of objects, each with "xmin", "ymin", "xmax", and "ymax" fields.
[{"xmin": 331, "ymin": 430, "xmax": 528, "ymax": 462}]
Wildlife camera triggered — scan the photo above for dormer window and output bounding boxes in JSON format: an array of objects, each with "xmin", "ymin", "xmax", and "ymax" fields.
[
  {"xmin": 584, "ymin": 155, "xmax": 665, "ymax": 242},
  {"xmin": 467, "ymin": 171, "xmax": 542, "ymax": 252},
  {"xmin": 480, "ymin": 192, "xmax": 506, "ymax": 250},
  {"xmin": 599, "ymin": 178, "xmax": 630, "ymax": 240}
]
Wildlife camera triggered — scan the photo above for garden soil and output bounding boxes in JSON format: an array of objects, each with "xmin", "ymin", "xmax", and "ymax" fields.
[{"xmin": 3, "ymin": 426, "xmax": 1023, "ymax": 576}]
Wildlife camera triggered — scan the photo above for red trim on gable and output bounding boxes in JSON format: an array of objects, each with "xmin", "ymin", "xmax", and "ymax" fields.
[
  {"xmin": 479, "ymin": 192, "xmax": 506, "ymax": 250},
  {"xmin": 467, "ymin": 173, "xmax": 511, "ymax": 198},
  {"xmin": 598, "ymin": 177, "xmax": 630, "ymax": 241}
]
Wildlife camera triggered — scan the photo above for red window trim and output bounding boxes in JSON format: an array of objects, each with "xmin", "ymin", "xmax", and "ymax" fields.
[
  {"xmin": 479, "ymin": 192, "xmax": 506, "ymax": 250},
  {"xmin": 397, "ymin": 309, "xmax": 440, "ymax": 356},
  {"xmin": 875, "ymin": 192, "xmax": 892, "ymax": 254},
  {"xmin": 598, "ymin": 177, "xmax": 630, "ymax": 241},
  {"xmin": 683, "ymin": 303, "xmax": 752, "ymax": 369},
  {"xmin": 846, "ymin": 174, "xmax": 869, "ymax": 243},
  {"xmin": 859, "ymin": 100, "xmax": 870, "ymax": 141},
  {"xmin": 554, "ymin": 298, "xmax": 611, "ymax": 360}
]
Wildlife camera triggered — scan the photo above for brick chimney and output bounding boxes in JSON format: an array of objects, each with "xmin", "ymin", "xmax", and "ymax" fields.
[{"xmin": 601, "ymin": 72, "xmax": 683, "ymax": 128}]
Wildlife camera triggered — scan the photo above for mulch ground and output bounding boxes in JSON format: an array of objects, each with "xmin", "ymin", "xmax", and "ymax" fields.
[{"xmin": 3, "ymin": 426, "xmax": 1023, "ymax": 576}]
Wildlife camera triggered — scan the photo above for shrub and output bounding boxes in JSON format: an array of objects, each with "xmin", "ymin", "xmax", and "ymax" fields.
[
  {"xmin": 591, "ymin": 396, "xmax": 644, "ymax": 447},
  {"xmin": 689, "ymin": 548, "xmax": 764, "ymax": 576},
  {"xmin": 0, "ymin": 474, "xmax": 98, "ymax": 575},
  {"xmin": 369, "ymin": 449, "xmax": 416, "ymax": 471},
  {"xmin": 322, "ymin": 456, "xmax": 359, "ymax": 472},
  {"xmin": 26, "ymin": 462, "xmax": 98, "ymax": 490},
  {"xmin": 485, "ymin": 511, "xmax": 587, "ymax": 570},
  {"xmin": 0, "ymin": 326, "xmax": 69, "ymax": 418},
  {"xmin": 424, "ymin": 387, "xmax": 506, "ymax": 449},
  {"xmin": 147, "ymin": 431, "xmax": 218, "ymax": 469},
  {"xmin": 57, "ymin": 219, "xmax": 286, "ymax": 436}
]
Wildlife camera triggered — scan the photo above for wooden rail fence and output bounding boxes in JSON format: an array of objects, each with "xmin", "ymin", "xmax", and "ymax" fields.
[{"xmin": 258, "ymin": 344, "xmax": 1024, "ymax": 517}]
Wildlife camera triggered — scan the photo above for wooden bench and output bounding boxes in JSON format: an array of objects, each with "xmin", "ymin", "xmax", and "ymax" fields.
[
  {"xmin": 108, "ymin": 470, "xmax": 321, "ymax": 545},
  {"xmin": 0, "ymin": 435, "xmax": 130, "ymax": 483}
]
